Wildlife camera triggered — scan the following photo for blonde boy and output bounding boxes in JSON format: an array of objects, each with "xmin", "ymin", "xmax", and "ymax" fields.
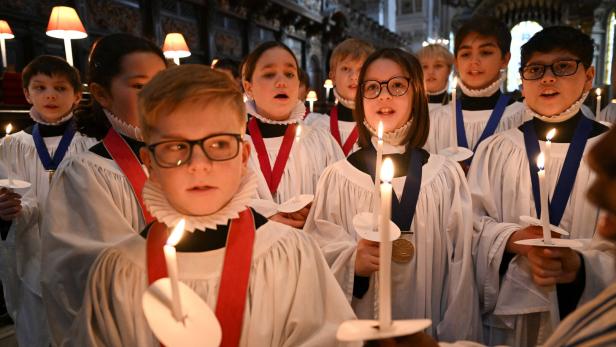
[
  {"xmin": 416, "ymin": 44, "xmax": 454, "ymax": 110},
  {"xmin": 67, "ymin": 65, "xmax": 355, "ymax": 346}
]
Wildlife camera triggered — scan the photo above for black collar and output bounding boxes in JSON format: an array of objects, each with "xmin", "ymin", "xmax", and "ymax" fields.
[
  {"xmin": 246, "ymin": 115, "xmax": 288, "ymax": 138},
  {"xmin": 335, "ymin": 104, "xmax": 355, "ymax": 122},
  {"xmin": 347, "ymin": 147, "xmax": 429, "ymax": 178},
  {"xmin": 525, "ymin": 111, "xmax": 608, "ymax": 143},
  {"xmin": 89, "ymin": 133, "xmax": 144, "ymax": 161},
  {"xmin": 460, "ymin": 90, "xmax": 515, "ymax": 111},
  {"xmin": 428, "ymin": 92, "xmax": 448, "ymax": 105},
  {"xmin": 24, "ymin": 119, "xmax": 73, "ymax": 137}
]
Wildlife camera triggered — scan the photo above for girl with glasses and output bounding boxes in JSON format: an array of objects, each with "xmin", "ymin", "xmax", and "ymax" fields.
[
  {"xmin": 468, "ymin": 26, "xmax": 611, "ymax": 347},
  {"xmin": 242, "ymin": 42, "xmax": 343, "ymax": 228},
  {"xmin": 425, "ymin": 17, "xmax": 526, "ymax": 169},
  {"xmin": 304, "ymin": 48, "xmax": 482, "ymax": 342}
]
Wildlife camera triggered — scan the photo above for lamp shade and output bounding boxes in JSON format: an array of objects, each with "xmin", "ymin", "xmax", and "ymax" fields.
[
  {"xmin": 163, "ymin": 33, "xmax": 191, "ymax": 59},
  {"xmin": 46, "ymin": 6, "xmax": 87, "ymax": 40},
  {"xmin": 306, "ymin": 90, "xmax": 318, "ymax": 102},
  {"xmin": 0, "ymin": 20, "xmax": 14, "ymax": 39}
]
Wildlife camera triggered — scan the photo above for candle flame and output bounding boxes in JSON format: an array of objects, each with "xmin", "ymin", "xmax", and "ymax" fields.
[
  {"xmin": 596, "ymin": 88, "xmax": 602, "ymax": 96},
  {"xmin": 210, "ymin": 58, "xmax": 219, "ymax": 68},
  {"xmin": 306, "ymin": 90, "xmax": 318, "ymax": 102},
  {"xmin": 377, "ymin": 121, "xmax": 383, "ymax": 140},
  {"xmin": 546, "ymin": 128, "xmax": 556, "ymax": 141},
  {"xmin": 167, "ymin": 219, "xmax": 186, "ymax": 246},
  {"xmin": 537, "ymin": 152, "xmax": 545, "ymax": 171},
  {"xmin": 323, "ymin": 79, "xmax": 333, "ymax": 88},
  {"xmin": 381, "ymin": 158, "xmax": 394, "ymax": 182},
  {"xmin": 5, "ymin": 124, "xmax": 12, "ymax": 135}
]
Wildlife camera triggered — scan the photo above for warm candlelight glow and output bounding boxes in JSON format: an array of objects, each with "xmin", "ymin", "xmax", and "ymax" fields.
[
  {"xmin": 5, "ymin": 124, "xmax": 12, "ymax": 135},
  {"xmin": 596, "ymin": 88, "xmax": 602, "ymax": 96},
  {"xmin": 210, "ymin": 58, "xmax": 219, "ymax": 68},
  {"xmin": 537, "ymin": 152, "xmax": 545, "ymax": 171},
  {"xmin": 377, "ymin": 121, "xmax": 384, "ymax": 141},
  {"xmin": 381, "ymin": 158, "xmax": 394, "ymax": 182},
  {"xmin": 167, "ymin": 219, "xmax": 186, "ymax": 246},
  {"xmin": 306, "ymin": 90, "xmax": 318, "ymax": 102},
  {"xmin": 546, "ymin": 129, "xmax": 556, "ymax": 142},
  {"xmin": 323, "ymin": 79, "xmax": 333, "ymax": 89}
]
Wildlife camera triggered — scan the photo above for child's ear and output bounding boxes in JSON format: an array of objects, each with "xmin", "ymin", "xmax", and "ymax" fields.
[
  {"xmin": 89, "ymin": 82, "xmax": 112, "ymax": 109},
  {"xmin": 73, "ymin": 90, "xmax": 82, "ymax": 107},
  {"xmin": 139, "ymin": 147, "xmax": 155, "ymax": 180},
  {"xmin": 500, "ymin": 52, "xmax": 511, "ymax": 68},
  {"xmin": 242, "ymin": 80, "xmax": 253, "ymax": 99},
  {"xmin": 240, "ymin": 141, "xmax": 251, "ymax": 176},
  {"xmin": 583, "ymin": 66, "xmax": 596, "ymax": 92},
  {"xmin": 23, "ymin": 88, "xmax": 33, "ymax": 104}
]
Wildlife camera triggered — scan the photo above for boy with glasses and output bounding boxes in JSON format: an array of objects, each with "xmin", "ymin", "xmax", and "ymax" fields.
[
  {"xmin": 65, "ymin": 65, "xmax": 355, "ymax": 346},
  {"xmin": 467, "ymin": 26, "xmax": 613, "ymax": 347}
]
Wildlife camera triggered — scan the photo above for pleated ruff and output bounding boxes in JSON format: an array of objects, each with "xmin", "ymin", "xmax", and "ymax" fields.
[
  {"xmin": 40, "ymin": 149, "xmax": 147, "ymax": 346},
  {"xmin": 468, "ymin": 127, "xmax": 615, "ymax": 346},
  {"xmin": 424, "ymin": 101, "xmax": 527, "ymax": 154},
  {"xmin": 304, "ymin": 154, "xmax": 482, "ymax": 342},
  {"xmin": 66, "ymin": 222, "xmax": 355, "ymax": 347},
  {"xmin": 246, "ymin": 123, "xmax": 344, "ymax": 203}
]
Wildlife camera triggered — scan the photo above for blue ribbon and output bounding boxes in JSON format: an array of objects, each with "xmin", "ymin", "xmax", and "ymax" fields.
[
  {"xmin": 521, "ymin": 116, "xmax": 593, "ymax": 225},
  {"xmin": 456, "ymin": 94, "xmax": 511, "ymax": 152},
  {"xmin": 366, "ymin": 147, "xmax": 425, "ymax": 231},
  {"xmin": 32, "ymin": 120, "xmax": 77, "ymax": 171}
]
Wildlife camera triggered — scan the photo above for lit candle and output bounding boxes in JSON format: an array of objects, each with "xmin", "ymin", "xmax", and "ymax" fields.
[
  {"xmin": 378, "ymin": 158, "xmax": 394, "ymax": 330},
  {"xmin": 306, "ymin": 90, "xmax": 318, "ymax": 113},
  {"xmin": 596, "ymin": 88, "xmax": 602, "ymax": 118},
  {"xmin": 545, "ymin": 128, "xmax": 556, "ymax": 167},
  {"xmin": 210, "ymin": 58, "xmax": 219, "ymax": 69},
  {"xmin": 5, "ymin": 124, "xmax": 13, "ymax": 186},
  {"xmin": 449, "ymin": 77, "xmax": 458, "ymax": 149},
  {"xmin": 372, "ymin": 121, "xmax": 384, "ymax": 230},
  {"xmin": 163, "ymin": 219, "xmax": 186, "ymax": 321},
  {"xmin": 323, "ymin": 79, "xmax": 333, "ymax": 100},
  {"xmin": 537, "ymin": 154, "xmax": 552, "ymax": 245}
]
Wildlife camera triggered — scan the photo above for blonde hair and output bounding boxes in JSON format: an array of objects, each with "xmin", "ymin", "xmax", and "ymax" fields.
[
  {"xmin": 416, "ymin": 44, "xmax": 454, "ymax": 66},
  {"xmin": 139, "ymin": 65, "xmax": 245, "ymax": 142},
  {"xmin": 329, "ymin": 38, "xmax": 375, "ymax": 71}
]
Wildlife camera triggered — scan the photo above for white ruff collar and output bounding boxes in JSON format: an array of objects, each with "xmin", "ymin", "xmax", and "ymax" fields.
[
  {"xmin": 245, "ymin": 100, "xmax": 305, "ymax": 125},
  {"xmin": 426, "ymin": 85, "xmax": 449, "ymax": 96},
  {"xmin": 457, "ymin": 72, "xmax": 505, "ymax": 98},
  {"xmin": 29, "ymin": 107, "xmax": 74, "ymax": 126},
  {"xmin": 525, "ymin": 91, "xmax": 589, "ymax": 123},
  {"xmin": 364, "ymin": 119, "xmax": 413, "ymax": 146},
  {"xmin": 142, "ymin": 170, "xmax": 258, "ymax": 232},
  {"xmin": 103, "ymin": 109, "xmax": 143, "ymax": 141},
  {"xmin": 333, "ymin": 88, "xmax": 356, "ymax": 110}
]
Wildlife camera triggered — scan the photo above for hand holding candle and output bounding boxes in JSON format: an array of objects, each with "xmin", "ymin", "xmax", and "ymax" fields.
[
  {"xmin": 163, "ymin": 219, "xmax": 186, "ymax": 321},
  {"xmin": 537, "ymin": 153, "xmax": 552, "ymax": 245},
  {"xmin": 372, "ymin": 121, "xmax": 384, "ymax": 230},
  {"xmin": 378, "ymin": 158, "xmax": 394, "ymax": 330}
]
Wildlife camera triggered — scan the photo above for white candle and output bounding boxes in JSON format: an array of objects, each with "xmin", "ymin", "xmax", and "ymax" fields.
[
  {"xmin": 323, "ymin": 79, "xmax": 333, "ymax": 100},
  {"xmin": 295, "ymin": 123, "xmax": 302, "ymax": 194},
  {"xmin": 378, "ymin": 158, "xmax": 394, "ymax": 330},
  {"xmin": 545, "ymin": 128, "xmax": 556, "ymax": 168},
  {"xmin": 537, "ymin": 154, "xmax": 552, "ymax": 245},
  {"xmin": 163, "ymin": 219, "xmax": 186, "ymax": 321},
  {"xmin": 5, "ymin": 124, "xmax": 13, "ymax": 186},
  {"xmin": 372, "ymin": 121, "xmax": 384, "ymax": 230},
  {"xmin": 449, "ymin": 77, "xmax": 458, "ymax": 149},
  {"xmin": 596, "ymin": 88, "xmax": 602, "ymax": 118}
]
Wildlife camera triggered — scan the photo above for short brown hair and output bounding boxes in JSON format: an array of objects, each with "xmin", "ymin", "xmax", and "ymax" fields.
[
  {"xmin": 22, "ymin": 55, "xmax": 81, "ymax": 92},
  {"xmin": 354, "ymin": 48, "xmax": 430, "ymax": 150},
  {"xmin": 416, "ymin": 44, "xmax": 454, "ymax": 66},
  {"xmin": 243, "ymin": 41, "xmax": 299, "ymax": 82},
  {"xmin": 138, "ymin": 65, "xmax": 245, "ymax": 142},
  {"xmin": 329, "ymin": 38, "xmax": 374, "ymax": 71}
]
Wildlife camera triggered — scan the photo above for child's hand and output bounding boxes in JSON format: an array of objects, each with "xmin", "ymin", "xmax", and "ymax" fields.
[
  {"xmin": 270, "ymin": 212, "xmax": 305, "ymax": 229},
  {"xmin": 505, "ymin": 226, "xmax": 561, "ymax": 256},
  {"xmin": 0, "ymin": 188, "xmax": 22, "ymax": 221},
  {"xmin": 355, "ymin": 239, "xmax": 379, "ymax": 276}
]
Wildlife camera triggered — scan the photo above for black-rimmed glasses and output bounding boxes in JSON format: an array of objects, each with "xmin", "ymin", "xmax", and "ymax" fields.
[
  {"xmin": 520, "ymin": 59, "xmax": 583, "ymax": 80},
  {"xmin": 361, "ymin": 76, "xmax": 411, "ymax": 99},
  {"xmin": 148, "ymin": 133, "xmax": 243, "ymax": 168}
]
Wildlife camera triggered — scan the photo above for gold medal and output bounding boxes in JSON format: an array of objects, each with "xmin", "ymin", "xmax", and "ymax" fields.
[{"xmin": 392, "ymin": 238, "xmax": 414, "ymax": 263}]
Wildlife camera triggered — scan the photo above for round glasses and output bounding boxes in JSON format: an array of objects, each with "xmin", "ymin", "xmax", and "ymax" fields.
[
  {"xmin": 520, "ymin": 59, "xmax": 583, "ymax": 80},
  {"xmin": 361, "ymin": 76, "xmax": 411, "ymax": 99},
  {"xmin": 148, "ymin": 133, "xmax": 243, "ymax": 168}
]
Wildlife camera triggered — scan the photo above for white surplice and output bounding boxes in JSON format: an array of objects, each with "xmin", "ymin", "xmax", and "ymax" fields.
[
  {"xmin": 0, "ymin": 128, "xmax": 95, "ymax": 347},
  {"xmin": 467, "ymin": 126, "xmax": 616, "ymax": 347},
  {"xmin": 247, "ymin": 122, "xmax": 344, "ymax": 215},
  {"xmin": 65, "ymin": 220, "xmax": 357, "ymax": 347},
  {"xmin": 304, "ymin": 112, "xmax": 360, "ymax": 155},
  {"xmin": 304, "ymin": 152, "xmax": 482, "ymax": 342},
  {"xmin": 425, "ymin": 98, "xmax": 527, "ymax": 154},
  {"xmin": 40, "ymin": 145, "xmax": 147, "ymax": 346},
  {"xmin": 598, "ymin": 103, "xmax": 616, "ymax": 124}
]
